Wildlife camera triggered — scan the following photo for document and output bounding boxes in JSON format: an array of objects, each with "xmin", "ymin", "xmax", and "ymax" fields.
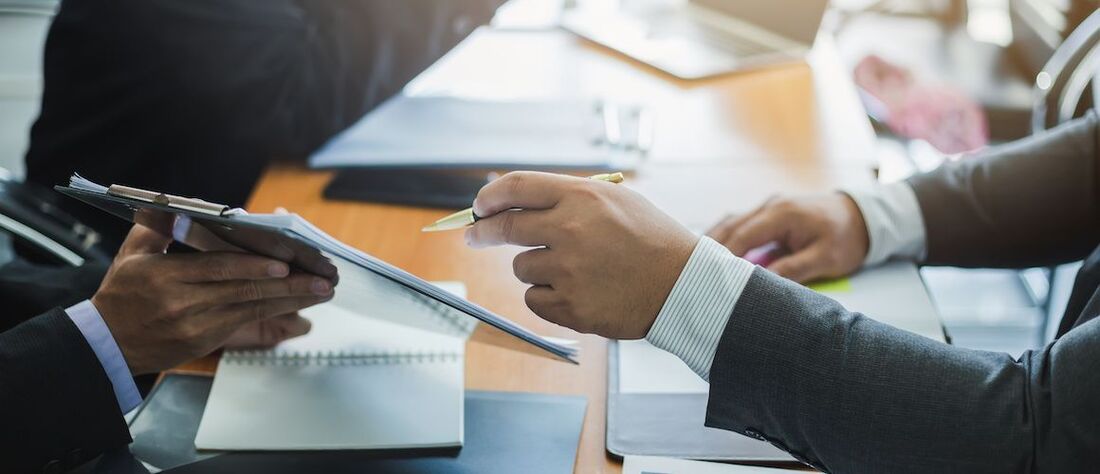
[{"xmin": 619, "ymin": 340, "xmax": 708, "ymax": 394}]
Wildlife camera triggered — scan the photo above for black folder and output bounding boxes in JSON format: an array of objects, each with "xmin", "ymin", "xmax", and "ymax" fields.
[{"xmin": 111, "ymin": 374, "xmax": 587, "ymax": 474}]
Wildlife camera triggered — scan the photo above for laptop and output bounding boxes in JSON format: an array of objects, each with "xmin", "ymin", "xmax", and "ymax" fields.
[{"xmin": 561, "ymin": 0, "xmax": 830, "ymax": 80}]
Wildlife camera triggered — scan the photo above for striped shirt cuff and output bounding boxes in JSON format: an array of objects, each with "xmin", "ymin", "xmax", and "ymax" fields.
[
  {"xmin": 842, "ymin": 182, "xmax": 928, "ymax": 266},
  {"xmin": 645, "ymin": 237, "xmax": 755, "ymax": 381}
]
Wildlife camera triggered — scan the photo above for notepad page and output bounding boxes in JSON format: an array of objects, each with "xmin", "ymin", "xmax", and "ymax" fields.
[{"xmin": 194, "ymin": 300, "xmax": 465, "ymax": 451}]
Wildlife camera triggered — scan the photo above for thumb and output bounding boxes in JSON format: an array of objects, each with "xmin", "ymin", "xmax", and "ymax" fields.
[
  {"xmin": 118, "ymin": 223, "xmax": 174, "ymax": 257},
  {"xmin": 767, "ymin": 245, "xmax": 831, "ymax": 283}
]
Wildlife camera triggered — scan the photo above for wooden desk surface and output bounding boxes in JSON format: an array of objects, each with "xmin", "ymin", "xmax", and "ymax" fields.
[{"xmin": 178, "ymin": 29, "xmax": 875, "ymax": 473}]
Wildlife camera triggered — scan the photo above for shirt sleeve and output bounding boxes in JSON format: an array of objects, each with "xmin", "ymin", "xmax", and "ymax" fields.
[
  {"xmin": 65, "ymin": 300, "xmax": 142, "ymax": 413},
  {"xmin": 645, "ymin": 237, "xmax": 755, "ymax": 381},
  {"xmin": 842, "ymin": 181, "xmax": 928, "ymax": 266},
  {"xmin": 173, "ymin": 214, "xmax": 193, "ymax": 243}
]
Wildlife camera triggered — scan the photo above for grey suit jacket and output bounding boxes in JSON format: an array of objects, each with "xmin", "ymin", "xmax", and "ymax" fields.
[{"xmin": 705, "ymin": 111, "xmax": 1100, "ymax": 473}]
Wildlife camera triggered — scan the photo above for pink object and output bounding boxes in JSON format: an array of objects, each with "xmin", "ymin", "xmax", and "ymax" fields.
[
  {"xmin": 743, "ymin": 242, "xmax": 787, "ymax": 267},
  {"xmin": 854, "ymin": 55, "xmax": 989, "ymax": 154}
]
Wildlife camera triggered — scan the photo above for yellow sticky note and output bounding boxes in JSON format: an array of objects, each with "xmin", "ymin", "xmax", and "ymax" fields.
[{"xmin": 807, "ymin": 278, "xmax": 852, "ymax": 293}]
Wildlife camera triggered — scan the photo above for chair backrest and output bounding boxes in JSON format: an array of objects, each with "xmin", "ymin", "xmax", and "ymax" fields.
[
  {"xmin": 0, "ymin": 174, "xmax": 110, "ymax": 266},
  {"xmin": 1032, "ymin": 8, "xmax": 1100, "ymax": 132},
  {"xmin": 0, "ymin": 0, "xmax": 56, "ymax": 179}
]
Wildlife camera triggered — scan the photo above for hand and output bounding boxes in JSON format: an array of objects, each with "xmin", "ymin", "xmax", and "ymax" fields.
[
  {"xmin": 706, "ymin": 193, "xmax": 869, "ymax": 283},
  {"xmin": 465, "ymin": 172, "xmax": 698, "ymax": 339},
  {"xmin": 144, "ymin": 208, "xmax": 339, "ymax": 283},
  {"xmin": 91, "ymin": 223, "xmax": 337, "ymax": 375},
  {"xmin": 223, "ymin": 313, "xmax": 312, "ymax": 349}
]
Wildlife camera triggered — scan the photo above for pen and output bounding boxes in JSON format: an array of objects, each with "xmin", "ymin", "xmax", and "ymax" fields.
[{"xmin": 421, "ymin": 172, "xmax": 626, "ymax": 232}]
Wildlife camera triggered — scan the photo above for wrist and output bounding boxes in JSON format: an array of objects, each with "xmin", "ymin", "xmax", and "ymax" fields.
[
  {"xmin": 837, "ymin": 192, "xmax": 871, "ymax": 264},
  {"xmin": 841, "ymin": 182, "xmax": 928, "ymax": 265},
  {"xmin": 644, "ymin": 232, "xmax": 701, "ymax": 334},
  {"xmin": 645, "ymin": 237, "xmax": 754, "ymax": 381},
  {"xmin": 88, "ymin": 295, "xmax": 142, "ymax": 375}
]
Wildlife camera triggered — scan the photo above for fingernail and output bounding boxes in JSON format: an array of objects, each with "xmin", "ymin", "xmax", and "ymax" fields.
[
  {"xmin": 311, "ymin": 278, "xmax": 332, "ymax": 295},
  {"xmin": 267, "ymin": 263, "xmax": 289, "ymax": 277},
  {"xmin": 471, "ymin": 198, "xmax": 483, "ymax": 217}
]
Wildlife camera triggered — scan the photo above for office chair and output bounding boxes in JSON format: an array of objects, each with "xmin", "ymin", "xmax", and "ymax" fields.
[
  {"xmin": 1032, "ymin": 9, "xmax": 1100, "ymax": 132},
  {"xmin": 1023, "ymin": 8, "xmax": 1100, "ymax": 342},
  {"xmin": 923, "ymin": 10, "xmax": 1100, "ymax": 351},
  {"xmin": 0, "ymin": 174, "xmax": 110, "ymax": 267}
]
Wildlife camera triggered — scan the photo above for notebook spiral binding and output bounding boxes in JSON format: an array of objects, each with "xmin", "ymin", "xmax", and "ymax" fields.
[{"xmin": 223, "ymin": 349, "xmax": 463, "ymax": 366}]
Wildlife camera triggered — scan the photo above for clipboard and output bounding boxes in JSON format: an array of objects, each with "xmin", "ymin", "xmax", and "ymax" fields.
[{"xmin": 55, "ymin": 175, "xmax": 578, "ymax": 364}]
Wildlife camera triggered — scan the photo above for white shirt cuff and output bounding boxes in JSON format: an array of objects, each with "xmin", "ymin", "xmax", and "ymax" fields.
[
  {"xmin": 645, "ymin": 237, "xmax": 755, "ymax": 381},
  {"xmin": 842, "ymin": 182, "xmax": 928, "ymax": 266},
  {"xmin": 172, "ymin": 214, "xmax": 193, "ymax": 243},
  {"xmin": 66, "ymin": 300, "xmax": 143, "ymax": 413}
]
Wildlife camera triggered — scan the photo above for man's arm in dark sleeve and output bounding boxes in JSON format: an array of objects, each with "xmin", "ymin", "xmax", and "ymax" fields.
[
  {"xmin": 0, "ymin": 258, "xmax": 107, "ymax": 333},
  {"xmin": 907, "ymin": 111, "xmax": 1100, "ymax": 268},
  {"xmin": 704, "ymin": 268, "xmax": 1098, "ymax": 473},
  {"xmin": 0, "ymin": 309, "xmax": 132, "ymax": 473}
]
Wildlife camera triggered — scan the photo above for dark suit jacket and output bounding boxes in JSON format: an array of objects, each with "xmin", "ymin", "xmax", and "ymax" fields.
[
  {"xmin": 0, "ymin": 260, "xmax": 132, "ymax": 473},
  {"xmin": 706, "ymin": 111, "xmax": 1100, "ymax": 473},
  {"xmin": 25, "ymin": 0, "xmax": 500, "ymax": 251},
  {"xmin": 0, "ymin": 258, "xmax": 107, "ymax": 333}
]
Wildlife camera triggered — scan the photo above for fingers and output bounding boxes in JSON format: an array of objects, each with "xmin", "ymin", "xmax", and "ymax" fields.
[
  {"xmin": 524, "ymin": 285, "xmax": 565, "ymax": 324},
  {"xmin": 162, "ymin": 251, "xmax": 291, "ymax": 283},
  {"xmin": 466, "ymin": 210, "xmax": 554, "ymax": 248},
  {"xmin": 471, "ymin": 171, "xmax": 581, "ymax": 218},
  {"xmin": 723, "ymin": 210, "xmax": 789, "ymax": 257},
  {"xmin": 215, "ymin": 295, "xmax": 332, "ymax": 327},
  {"xmin": 295, "ymin": 251, "xmax": 340, "ymax": 283},
  {"xmin": 193, "ymin": 272, "xmax": 334, "ymax": 309},
  {"xmin": 132, "ymin": 209, "xmax": 178, "ymax": 240},
  {"xmin": 119, "ymin": 222, "xmax": 175, "ymax": 257},
  {"xmin": 706, "ymin": 209, "xmax": 758, "ymax": 244},
  {"xmin": 276, "ymin": 313, "xmax": 313, "ymax": 339},
  {"xmin": 512, "ymin": 248, "xmax": 557, "ymax": 285},
  {"xmin": 222, "ymin": 313, "xmax": 312, "ymax": 349},
  {"xmin": 767, "ymin": 245, "xmax": 830, "ymax": 283}
]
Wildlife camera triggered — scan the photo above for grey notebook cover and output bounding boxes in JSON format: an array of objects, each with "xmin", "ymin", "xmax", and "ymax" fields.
[
  {"xmin": 607, "ymin": 341, "xmax": 796, "ymax": 462},
  {"xmin": 124, "ymin": 374, "xmax": 587, "ymax": 473}
]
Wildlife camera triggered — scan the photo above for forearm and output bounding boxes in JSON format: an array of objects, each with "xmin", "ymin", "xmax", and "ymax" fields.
[
  {"xmin": 705, "ymin": 270, "xmax": 1045, "ymax": 472},
  {"xmin": 0, "ymin": 309, "xmax": 132, "ymax": 472},
  {"xmin": 0, "ymin": 258, "xmax": 107, "ymax": 332},
  {"xmin": 907, "ymin": 111, "xmax": 1100, "ymax": 268},
  {"xmin": 649, "ymin": 240, "xmax": 1098, "ymax": 472}
]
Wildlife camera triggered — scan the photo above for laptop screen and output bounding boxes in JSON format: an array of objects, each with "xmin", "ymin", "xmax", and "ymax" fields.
[{"xmin": 691, "ymin": 0, "xmax": 830, "ymax": 45}]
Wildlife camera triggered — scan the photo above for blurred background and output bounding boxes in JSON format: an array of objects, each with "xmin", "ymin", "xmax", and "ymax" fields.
[{"xmin": 1, "ymin": 0, "xmax": 1097, "ymax": 358}]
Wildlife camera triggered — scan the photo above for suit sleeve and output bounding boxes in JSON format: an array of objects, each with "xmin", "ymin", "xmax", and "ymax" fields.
[
  {"xmin": 705, "ymin": 268, "xmax": 1099, "ymax": 473},
  {"xmin": 907, "ymin": 111, "xmax": 1100, "ymax": 268},
  {"xmin": 0, "ymin": 309, "xmax": 132, "ymax": 473},
  {"xmin": 0, "ymin": 258, "xmax": 107, "ymax": 333}
]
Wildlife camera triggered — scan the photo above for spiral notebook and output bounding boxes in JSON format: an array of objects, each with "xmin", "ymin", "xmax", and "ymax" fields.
[{"xmin": 194, "ymin": 283, "xmax": 468, "ymax": 451}]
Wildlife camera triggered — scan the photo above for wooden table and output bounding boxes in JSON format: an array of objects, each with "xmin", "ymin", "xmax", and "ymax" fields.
[{"xmin": 179, "ymin": 28, "xmax": 877, "ymax": 473}]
